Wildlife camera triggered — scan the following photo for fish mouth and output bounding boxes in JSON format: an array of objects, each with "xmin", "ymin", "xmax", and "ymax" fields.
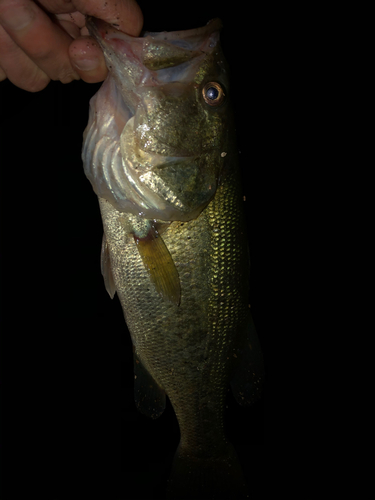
[
  {"xmin": 87, "ymin": 15, "xmax": 224, "ymax": 159},
  {"xmin": 83, "ymin": 17, "xmax": 225, "ymax": 221},
  {"xmin": 86, "ymin": 16, "xmax": 222, "ymax": 56},
  {"xmin": 86, "ymin": 17, "xmax": 145, "ymax": 112},
  {"xmin": 86, "ymin": 17, "xmax": 222, "ymax": 96}
]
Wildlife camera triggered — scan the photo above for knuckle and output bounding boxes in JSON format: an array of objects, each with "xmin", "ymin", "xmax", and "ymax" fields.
[{"xmin": 57, "ymin": 67, "xmax": 80, "ymax": 84}]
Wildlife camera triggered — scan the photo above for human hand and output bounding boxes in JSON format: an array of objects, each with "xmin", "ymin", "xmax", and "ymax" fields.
[{"xmin": 0, "ymin": 0, "xmax": 143, "ymax": 91}]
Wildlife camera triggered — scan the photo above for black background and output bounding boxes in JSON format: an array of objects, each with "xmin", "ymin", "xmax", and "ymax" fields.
[{"xmin": 1, "ymin": 3, "xmax": 273, "ymax": 498}]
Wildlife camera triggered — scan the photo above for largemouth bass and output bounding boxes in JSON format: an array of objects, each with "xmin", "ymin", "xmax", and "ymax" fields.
[{"xmin": 82, "ymin": 16, "xmax": 264, "ymax": 499}]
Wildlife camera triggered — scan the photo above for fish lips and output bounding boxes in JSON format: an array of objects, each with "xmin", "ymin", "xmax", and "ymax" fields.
[
  {"xmin": 86, "ymin": 16, "xmax": 222, "ymax": 104},
  {"xmin": 86, "ymin": 17, "xmax": 144, "ymax": 112}
]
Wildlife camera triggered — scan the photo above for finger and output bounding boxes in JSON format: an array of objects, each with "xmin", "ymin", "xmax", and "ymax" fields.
[
  {"xmin": 54, "ymin": 17, "xmax": 81, "ymax": 39},
  {"xmin": 69, "ymin": 36, "xmax": 108, "ymax": 83},
  {"xmin": 0, "ymin": 0, "xmax": 79, "ymax": 84},
  {"xmin": 35, "ymin": 0, "xmax": 76, "ymax": 14},
  {"xmin": 71, "ymin": 0, "xmax": 143, "ymax": 36},
  {"xmin": 55, "ymin": 10, "xmax": 86, "ymax": 30},
  {"xmin": 0, "ymin": 23, "xmax": 50, "ymax": 91},
  {"xmin": 54, "ymin": 11, "xmax": 86, "ymax": 39}
]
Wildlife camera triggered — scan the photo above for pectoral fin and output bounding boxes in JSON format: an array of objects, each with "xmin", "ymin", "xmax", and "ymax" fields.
[
  {"xmin": 133, "ymin": 348, "xmax": 166, "ymax": 419},
  {"xmin": 230, "ymin": 312, "xmax": 264, "ymax": 406},
  {"xmin": 101, "ymin": 233, "xmax": 116, "ymax": 299},
  {"xmin": 134, "ymin": 224, "xmax": 181, "ymax": 306}
]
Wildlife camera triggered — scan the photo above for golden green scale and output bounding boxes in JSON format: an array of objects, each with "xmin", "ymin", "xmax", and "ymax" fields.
[{"xmin": 83, "ymin": 16, "xmax": 264, "ymax": 499}]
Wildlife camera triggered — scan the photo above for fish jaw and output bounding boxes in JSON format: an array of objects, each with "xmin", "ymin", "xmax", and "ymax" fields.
[
  {"xmin": 82, "ymin": 18, "xmax": 230, "ymax": 221},
  {"xmin": 84, "ymin": 17, "xmax": 144, "ymax": 113},
  {"xmin": 85, "ymin": 17, "xmax": 223, "ymax": 90}
]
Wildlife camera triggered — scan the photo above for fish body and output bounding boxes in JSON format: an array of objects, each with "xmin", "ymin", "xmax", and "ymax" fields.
[{"xmin": 82, "ymin": 17, "xmax": 263, "ymax": 499}]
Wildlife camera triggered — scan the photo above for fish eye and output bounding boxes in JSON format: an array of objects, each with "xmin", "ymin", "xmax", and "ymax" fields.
[{"xmin": 202, "ymin": 82, "xmax": 225, "ymax": 106}]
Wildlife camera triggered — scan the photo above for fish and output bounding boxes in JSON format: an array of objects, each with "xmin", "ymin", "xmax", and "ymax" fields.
[{"xmin": 82, "ymin": 16, "xmax": 264, "ymax": 499}]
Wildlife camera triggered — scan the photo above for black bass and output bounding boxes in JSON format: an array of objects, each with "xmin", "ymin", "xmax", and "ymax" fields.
[{"xmin": 82, "ymin": 16, "xmax": 263, "ymax": 499}]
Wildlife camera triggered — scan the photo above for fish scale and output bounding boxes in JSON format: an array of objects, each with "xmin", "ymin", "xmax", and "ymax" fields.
[
  {"xmin": 83, "ymin": 16, "xmax": 263, "ymax": 499},
  {"xmin": 99, "ymin": 163, "xmax": 248, "ymax": 458}
]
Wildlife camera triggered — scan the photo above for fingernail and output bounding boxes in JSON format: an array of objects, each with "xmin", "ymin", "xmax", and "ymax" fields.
[
  {"xmin": 0, "ymin": 4, "xmax": 35, "ymax": 31},
  {"xmin": 73, "ymin": 58, "xmax": 99, "ymax": 71}
]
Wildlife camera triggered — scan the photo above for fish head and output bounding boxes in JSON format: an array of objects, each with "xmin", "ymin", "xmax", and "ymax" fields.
[{"xmin": 83, "ymin": 18, "xmax": 232, "ymax": 221}]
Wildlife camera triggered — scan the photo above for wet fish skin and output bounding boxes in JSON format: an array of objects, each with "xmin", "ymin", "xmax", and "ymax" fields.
[{"xmin": 82, "ymin": 17, "xmax": 263, "ymax": 499}]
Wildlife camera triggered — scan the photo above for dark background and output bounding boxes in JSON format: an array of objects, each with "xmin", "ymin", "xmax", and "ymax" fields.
[{"xmin": 1, "ymin": 3, "xmax": 273, "ymax": 498}]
